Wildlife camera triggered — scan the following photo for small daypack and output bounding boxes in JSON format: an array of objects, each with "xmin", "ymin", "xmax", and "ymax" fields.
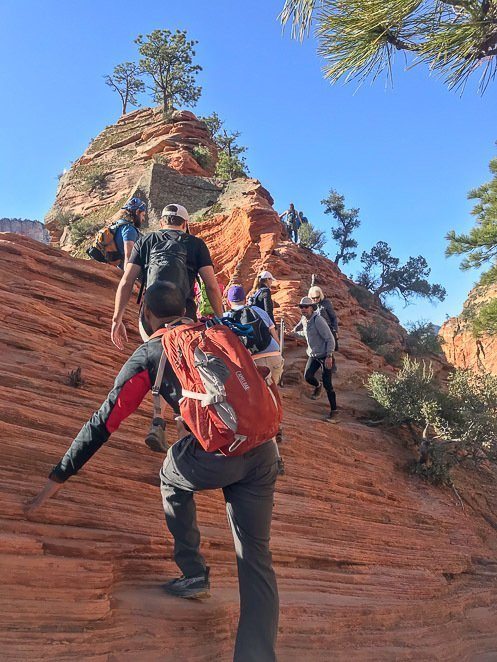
[
  {"xmin": 226, "ymin": 306, "xmax": 272, "ymax": 354},
  {"xmin": 86, "ymin": 219, "xmax": 133, "ymax": 265},
  {"xmin": 150, "ymin": 320, "xmax": 282, "ymax": 456},
  {"xmin": 138, "ymin": 230, "xmax": 191, "ymax": 305}
]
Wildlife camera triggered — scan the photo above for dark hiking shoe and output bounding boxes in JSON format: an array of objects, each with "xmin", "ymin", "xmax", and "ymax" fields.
[
  {"xmin": 277, "ymin": 457, "xmax": 286, "ymax": 476},
  {"xmin": 163, "ymin": 567, "xmax": 210, "ymax": 600},
  {"xmin": 310, "ymin": 382, "xmax": 323, "ymax": 400},
  {"xmin": 275, "ymin": 428, "xmax": 284, "ymax": 444},
  {"xmin": 324, "ymin": 412, "xmax": 338, "ymax": 424}
]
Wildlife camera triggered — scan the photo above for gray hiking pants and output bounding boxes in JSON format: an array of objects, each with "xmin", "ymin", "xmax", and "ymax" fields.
[{"xmin": 160, "ymin": 435, "xmax": 279, "ymax": 662}]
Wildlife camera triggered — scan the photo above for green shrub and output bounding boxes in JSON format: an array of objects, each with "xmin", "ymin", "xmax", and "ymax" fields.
[
  {"xmin": 70, "ymin": 217, "xmax": 101, "ymax": 247},
  {"xmin": 298, "ymin": 222, "xmax": 327, "ymax": 255},
  {"xmin": 366, "ymin": 357, "xmax": 497, "ymax": 485},
  {"xmin": 472, "ymin": 299, "xmax": 497, "ymax": 336},
  {"xmin": 86, "ymin": 172, "xmax": 107, "ymax": 192},
  {"xmin": 356, "ymin": 319, "xmax": 391, "ymax": 350},
  {"xmin": 192, "ymin": 145, "xmax": 214, "ymax": 171},
  {"xmin": 406, "ymin": 320, "xmax": 443, "ymax": 356},
  {"xmin": 215, "ymin": 151, "xmax": 247, "ymax": 179},
  {"xmin": 52, "ymin": 211, "xmax": 81, "ymax": 229},
  {"xmin": 349, "ymin": 284, "xmax": 375, "ymax": 310}
]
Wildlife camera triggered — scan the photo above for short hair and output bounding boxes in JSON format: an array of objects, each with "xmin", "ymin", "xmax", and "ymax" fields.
[
  {"xmin": 308, "ymin": 286, "xmax": 324, "ymax": 301},
  {"xmin": 163, "ymin": 215, "xmax": 185, "ymax": 227},
  {"xmin": 144, "ymin": 281, "xmax": 185, "ymax": 318}
]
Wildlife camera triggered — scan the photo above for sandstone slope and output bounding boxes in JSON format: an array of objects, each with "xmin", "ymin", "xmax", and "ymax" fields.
[
  {"xmin": 440, "ymin": 284, "xmax": 497, "ymax": 376},
  {"xmin": 2, "ymin": 230, "xmax": 497, "ymax": 661}
]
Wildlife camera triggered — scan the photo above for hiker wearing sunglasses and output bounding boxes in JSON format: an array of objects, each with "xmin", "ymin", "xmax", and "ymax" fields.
[{"xmin": 292, "ymin": 296, "xmax": 337, "ymax": 422}]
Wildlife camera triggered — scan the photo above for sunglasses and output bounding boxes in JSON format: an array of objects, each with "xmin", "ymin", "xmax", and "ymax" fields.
[
  {"xmin": 299, "ymin": 305, "xmax": 313, "ymax": 309},
  {"xmin": 311, "ymin": 296, "xmax": 320, "ymax": 301}
]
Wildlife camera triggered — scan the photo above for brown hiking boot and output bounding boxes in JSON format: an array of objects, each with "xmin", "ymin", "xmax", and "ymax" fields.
[{"xmin": 310, "ymin": 382, "xmax": 322, "ymax": 400}]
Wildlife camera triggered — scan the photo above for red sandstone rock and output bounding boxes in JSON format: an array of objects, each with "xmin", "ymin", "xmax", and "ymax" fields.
[
  {"xmin": 440, "ymin": 284, "xmax": 497, "ymax": 376},
  {"xmin": 1, "ymin": 230, "xmax": 497, "ymax": 660}
]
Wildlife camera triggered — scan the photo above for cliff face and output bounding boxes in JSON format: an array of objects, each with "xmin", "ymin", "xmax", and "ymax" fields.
[
  {"xmin": 440, "ymin": 284, "xmax": 497, "ymax": 376},
  {"xmin": 2, "ymin": 109, "xmax": 497, "ymax": 659},
  {"xmin": 0, "ymin": 218, "xmax": 49, "ymax": 243}
]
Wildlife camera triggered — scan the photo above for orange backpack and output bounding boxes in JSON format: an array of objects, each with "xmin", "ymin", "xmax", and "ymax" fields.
[{"xmin": 151, "ymin": 320, "xmax": 282, "ymax": 456}]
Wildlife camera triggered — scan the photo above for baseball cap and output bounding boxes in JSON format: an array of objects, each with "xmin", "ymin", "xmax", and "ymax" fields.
[
  {"xmin": 259, "ymin": 270, "xmax": 276, "ymax": 282},
  {"xmin": 161, "ymin": 203, "xmax": 190, "ymax": 223},
  {"xmin": 122, "ymin": 197, "xmax": 147, "ymax": 212},
  {"xmin": 298, "ymin": 296, "xmax": 315, "ymax": 308},
  {"xmin": 227, "ymin": 285, "xmax": 246, "ymax": 302}
]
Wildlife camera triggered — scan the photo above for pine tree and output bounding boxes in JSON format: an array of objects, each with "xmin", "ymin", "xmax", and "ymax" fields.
[
  {"xmin": 357, "ymin": 241, "xmax": 446, "ymax": 303},
  {"xmin": 446, "ymin": 152, "xmax": 497, "ymax": 286},
  {"xmin": 280, "ymin": 0, "xmax": 497, "ymax": 92},
  {"xmin": 104, "ymin": 62, "xmax": 144, "ymax": 115},
  {"xmin": 200, "ymin": 112, "xmax": 249, "ymax": 179},
  {"xmin": 321, "ymin": 189, "xmax": 360, "ymax": 265},
  {"xmin": 136, "ymin": 29, "xmax": 202, "ymax": 112}
]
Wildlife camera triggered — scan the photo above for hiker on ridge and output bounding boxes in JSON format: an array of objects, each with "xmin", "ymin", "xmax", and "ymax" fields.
[
  {"xmin": 247, "ymin": 271, "xmax": 276, "ymax": 324},
  {"xmin": 27, "ymin": 280, "xmax": 281, "ymax": 662},
  {"xmin": 279, "ymin": 203, "xmax": 299, "ymax": 242},
  {"xmin": 111, "ymin": 203, "xmax": 223, "ymax": 349},
  {"xmin": 293, "ymin": 296, "xmax": 338, "ymax": 423},
  {"xmin": 86, "ymin": 197, "xmax": 146, "ymax": 269}
]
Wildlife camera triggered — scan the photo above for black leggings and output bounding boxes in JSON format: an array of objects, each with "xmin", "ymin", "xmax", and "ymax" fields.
[{"xmin": 304, "ymin": 357, "xmax": 337, "ymax": 412}]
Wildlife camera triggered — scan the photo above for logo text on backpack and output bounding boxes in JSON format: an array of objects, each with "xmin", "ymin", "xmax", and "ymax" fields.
[{"xmin": 236, "ymin": 371, "xmax": 250, "ymax": 391}]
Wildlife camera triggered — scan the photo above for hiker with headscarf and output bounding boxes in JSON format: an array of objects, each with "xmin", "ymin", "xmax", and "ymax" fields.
[{"xmin": 293, "ymin": 296, "xmax": 338, "ymax": 423}]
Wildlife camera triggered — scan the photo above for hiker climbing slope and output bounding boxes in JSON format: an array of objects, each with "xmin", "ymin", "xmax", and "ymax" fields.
[
  {"xmin": 111, "ymin": 203, "xmax": 223, "ymax": 349},
  {"xmin": 248, "ymin": 271, "xmax": 277, "ymax": 324},
  {"xmin": 87, "ymin": 197, "xmax": 146, "ymax": 269},
  {"xmin": 308, "ymin": 285, "xmax": 339, "ymax": 350},
  {"xmin": 279, "ymin": 203, "xmax": 299, "ymax": 242},
  {"xmin": 293, "ymin": 296, "xmax": 338, "ymax": 422},
  {"xmin": 27, "ymin": 281, "xmax": 281, "ymax": 662}
]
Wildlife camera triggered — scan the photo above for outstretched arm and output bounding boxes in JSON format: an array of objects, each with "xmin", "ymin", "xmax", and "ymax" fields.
[
  {"xmin": 25, "ymin": 344, "xmax": 152, "ymax": 514},
  {"xmin": 111, "ymin": 263, "xmax": 141, "ymax": 349}
]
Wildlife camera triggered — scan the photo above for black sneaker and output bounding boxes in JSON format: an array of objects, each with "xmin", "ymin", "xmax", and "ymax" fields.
[
  {"xmin": 310, "ymin": 382, "xmax": 322, "ymax": 400},
  {"xmin": 163, "ymin": 567, "xmax": 210, "ymax": 600},
  {"xmin": 277, "ymin": 457, "xmax": 285, "ymax": 476}
]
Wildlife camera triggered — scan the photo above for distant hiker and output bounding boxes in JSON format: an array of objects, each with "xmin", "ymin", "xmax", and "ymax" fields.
[
  {"xmin": 111, "ymin": 203, "xmax": 223, "ymax": 349},
  {"xmin": 308, "ymin": 286, "xmax": 339, "ymax": 350},
  {"xmin": 279, "ymin": 203, "xmax": 299, "ymax": 242},
  {"xmin": 87, "ymin": 197, "xmax": 146, "ymax": 268},
  {"xmin": 27, "ymin": 280, "xmax": 281, "ymax": 662},
  {"xmin": 298, "ymin": 211, "xmax": 308, "ymax": 225},
  {"xmin": 248, "ymin": 271, "xmax": 276, "ymax": 324},
  {"xmin": 293, "ymin": 296, "xmax": 338, "ymax": 422},
  {"xmin": 224, "ymin": 284, "xmax": 284, "ymax": 386}
]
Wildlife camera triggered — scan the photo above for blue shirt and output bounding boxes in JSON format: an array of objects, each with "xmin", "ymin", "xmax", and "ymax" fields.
[
  {"xmin": 224, "ymin": 304, "xmax": 279, "ymax": 355},
  {"xmin": 114, "ymin": 221, "xmax": 139, "ymax": 257}
]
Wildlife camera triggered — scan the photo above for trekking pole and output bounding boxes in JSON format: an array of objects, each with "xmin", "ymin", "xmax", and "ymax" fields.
[{"xmin": 279, "ymin": 319, "xmax": 285, "ymax": 387}]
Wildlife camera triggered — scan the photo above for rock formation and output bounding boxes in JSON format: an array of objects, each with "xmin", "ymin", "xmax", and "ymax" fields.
[
  {"xmin": 0, "ymin": 217, "xmax": 49, "ymax": 243},
  {"xmin": 2, "ymin": 108, "xmax": 497, "ymax": 659},
  {"xmin": 440, "ymin": 284, "xmax": 497, "ymax": 376}
]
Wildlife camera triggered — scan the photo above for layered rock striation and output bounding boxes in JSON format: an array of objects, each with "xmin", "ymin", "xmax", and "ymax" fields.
[
  {"xmin": 440, "ymin": 284, "xmax": 497, "ymax": 376},
  {"xmin": 2, "ymin": 108, "xmax": 497, "ymax": 659}
]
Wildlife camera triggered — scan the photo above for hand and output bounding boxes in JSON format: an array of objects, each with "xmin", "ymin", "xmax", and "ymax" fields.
[
  {"xmin": 111, "ymin": 319, "xmax": 128, "ymax": 350},
  {"xmin": 25, "ymin": 479, "xmax": 64, "ymax": 517},
  {"xmin": 324, "ymin": 357, "xmax": 333, "ymax": 370}
]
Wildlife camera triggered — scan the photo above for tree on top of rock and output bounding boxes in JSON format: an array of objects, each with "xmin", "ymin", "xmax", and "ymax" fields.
[
  {"xmin": 357, "ymin": 241, "xmax": 446, "ymax": 304},
  {"xmin": 280, "ymin": 0, "xmax": 497, "ymax": 93},
  {"xmin": 446, "ymin": 150, "xmax": 497, "ymax": 287},
  {"xmin": 201, "ymin": 111, "xmax": 249, "ymax": 179},
  {"xmin": 104, "ymin": 62, "xmax": 145, "ymax": 116},
  {"xmin": 321, "ymin": 189, "xmax": 361, "ymax": 266},
  {"xmin": 136, "ymin": 29, "xmax": 202, "ymax": 113}
]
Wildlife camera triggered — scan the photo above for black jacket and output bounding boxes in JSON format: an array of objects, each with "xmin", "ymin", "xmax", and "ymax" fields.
[
  {"xmin": 50, "ymin": 338, "xmax": 181, "ymax": 483},
  {"xmin": 317, "ymin": 298, "xmax": 338, "ymax": 332},
  {"xmin": 249, "ymin": 287, "xmax": 274, "ymax": 324}
]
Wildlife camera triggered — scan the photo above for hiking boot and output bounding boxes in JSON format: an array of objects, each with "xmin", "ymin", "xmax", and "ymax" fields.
[
  {"xmin": 275, "ymin": 428, "xmax": 283, "ymax": 444},
  {"xmin": 277, "ymin": 457, "xmax": 286, "ymax": 476},
  {"xmin": 324, "ymin": 412, "xmax": 338, "ymax": 424},
  {"xmin": 310, "ymin": 382, "xmax": 323, "ymax": 400},
  {"xmin": 163, "ymin": 567, "xmax": 210, "ymax": 600}
]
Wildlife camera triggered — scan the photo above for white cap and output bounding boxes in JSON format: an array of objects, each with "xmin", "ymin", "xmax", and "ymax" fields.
[
  {"xmin": 161, "ymin": 203, "xmax": 190, "ymax": 223},
  {"xmin": 259, "ymin": 270, "xmax": 276, "ymax": 282}
]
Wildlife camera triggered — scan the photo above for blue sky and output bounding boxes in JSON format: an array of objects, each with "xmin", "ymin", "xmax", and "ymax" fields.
[{"xmin": 1, "ymin": 0, "xmax": 496, "ymax": 326}]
